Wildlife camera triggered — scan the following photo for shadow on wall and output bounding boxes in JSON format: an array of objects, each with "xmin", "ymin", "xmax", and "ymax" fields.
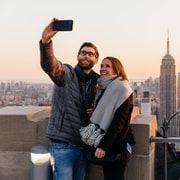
[{"xmin": 155, "ymin": 131, "xmax": 180, "ymax": 180}]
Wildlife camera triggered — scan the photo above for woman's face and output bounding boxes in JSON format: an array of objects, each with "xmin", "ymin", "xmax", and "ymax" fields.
[{"xmin": 100, "ymin": 58, "xmax": 116, "ymax": 77}]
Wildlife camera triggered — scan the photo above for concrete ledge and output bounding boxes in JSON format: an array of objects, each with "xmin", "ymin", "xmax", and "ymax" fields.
[
  {"xmin": 0, "ymin": 151, "xmax": 30, "ymax": 180},
  {"xmin": 0, "ymin": 106, "xmax": 158, "ymax": 180},
  {"xmin": 0, "ymin": 106, "xmax": 51, "ymax": 179},
  {"xmin": 0, "ymin": 106, "xmax": 50, "ymax": 152},
  {"xmin": 126, "ymin": 150, "xmax": 155, "ymax": 180},
  {"xmin": 131, "ymin": 115, "xmax": 157, "ymax": 155}
]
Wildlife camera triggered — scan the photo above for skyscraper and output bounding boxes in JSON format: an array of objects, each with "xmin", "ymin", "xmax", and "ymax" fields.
[
  {"xmin": 141, "ymin": 91, "xmax": 151, "ymax": 115},
  {"xmin": 159, "ymin": 35, "xmax": 178, "ymax": 136}
]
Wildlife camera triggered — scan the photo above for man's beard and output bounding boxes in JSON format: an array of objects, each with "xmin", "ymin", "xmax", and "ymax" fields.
[{"xmin": 78, "ymin": 62, "xmax": 94, "ymax": 70}]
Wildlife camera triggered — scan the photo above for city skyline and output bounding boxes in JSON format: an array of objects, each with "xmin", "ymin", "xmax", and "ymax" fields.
[{"xmin": 1, "ymin": 0, "xmax": 180, "ymax": 81}]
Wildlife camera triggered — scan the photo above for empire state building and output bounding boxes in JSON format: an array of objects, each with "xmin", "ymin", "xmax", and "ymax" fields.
[{"xmin": 159, "ymin": 36, "xmax": 178, "ymax": 136}]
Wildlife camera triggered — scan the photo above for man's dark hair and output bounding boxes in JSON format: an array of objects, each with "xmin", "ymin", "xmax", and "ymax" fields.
[{"xmin": 78, "ymin": 42, "xmax": 99, "ymax": 58}]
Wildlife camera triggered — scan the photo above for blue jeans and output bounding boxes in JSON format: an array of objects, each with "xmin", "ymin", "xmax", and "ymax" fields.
[{"xmin": 49, "ymin": 141, "xmax": 87, "ymax": 180}]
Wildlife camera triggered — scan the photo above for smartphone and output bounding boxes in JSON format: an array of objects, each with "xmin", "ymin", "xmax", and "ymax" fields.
[{"xmin": 53, "ymin": 20, "xmax": 73, "ymax": 31}]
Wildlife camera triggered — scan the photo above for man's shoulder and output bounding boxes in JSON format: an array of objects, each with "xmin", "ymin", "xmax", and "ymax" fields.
[
  {"xmin": 64, "ymin": 63, "xmax": 74, "ymax": 69},
  {"xmin": 63, "ymin": 64, "xmax": 76, "ymax": 74},
  {"xmin": 91, "ymin": 70, "xmax": 100, "ymax": 79}
]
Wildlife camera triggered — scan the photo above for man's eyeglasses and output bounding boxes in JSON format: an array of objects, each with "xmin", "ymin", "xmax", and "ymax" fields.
[{"xmin": 79, "ymin": 51, "xmax": 97, "ymax": 58}]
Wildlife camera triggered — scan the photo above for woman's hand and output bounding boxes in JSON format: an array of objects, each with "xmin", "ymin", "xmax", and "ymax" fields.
[
  {"xmin": 95, "ymin": 148, "xmax": 106, "ymax": 158},
  {"xmin": 86, "ymin": 104, "xmax": 94, "ymax": 116}
]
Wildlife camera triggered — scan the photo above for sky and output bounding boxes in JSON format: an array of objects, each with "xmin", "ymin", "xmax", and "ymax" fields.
[{"xmin": 1, "ymin": 0, "xmax": 180, "ymax": 82}]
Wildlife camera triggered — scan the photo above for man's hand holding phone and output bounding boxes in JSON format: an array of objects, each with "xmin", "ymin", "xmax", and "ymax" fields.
[
  {"xmin": 41, "ymin": 18, "xmax": 73, "ymax": 45},
  {"xmin": 42, "ymin": 18, "xmax": 57, "ymax": 44}
]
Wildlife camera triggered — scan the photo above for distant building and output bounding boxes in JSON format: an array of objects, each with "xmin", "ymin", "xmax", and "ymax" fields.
[
  {"xmin": 178, "ymin": 73, "xmax": 180, "ymax": 107},
  {"xmin": 141, "ymin": 91, "xmax": 151, "ymax": 115},
  {"xmin": 159, "ymin": 35, "xmax": 179, "ymax": 136}
]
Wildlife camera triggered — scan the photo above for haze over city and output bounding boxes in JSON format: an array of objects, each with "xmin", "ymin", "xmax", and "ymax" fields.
[{"xmin": 1, "ymin": 0, "xmax": 180, "ymax": 82}]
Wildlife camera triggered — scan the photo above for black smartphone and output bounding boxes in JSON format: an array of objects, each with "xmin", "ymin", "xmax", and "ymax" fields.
[{"xmin": 53, "ymin": 20, "xmax": 73, "ymax": 31}]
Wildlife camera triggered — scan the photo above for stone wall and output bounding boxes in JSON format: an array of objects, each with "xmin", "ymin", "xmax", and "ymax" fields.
[
  {"xmin": 0, "ymin": 106, "xmax": 50, "ymax": 180},
  {"xmin": 0, "ymin": 106, "xmax": 157, "ymax": 180},
  {"xmin": 125, "ymin": 114, "xmax": 157, "ymax": 180}
]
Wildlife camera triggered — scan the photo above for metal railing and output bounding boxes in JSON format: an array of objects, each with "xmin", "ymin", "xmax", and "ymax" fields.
[{"xmin": 150, "ymin": 110, "xmax": 180, "ymax": 180}]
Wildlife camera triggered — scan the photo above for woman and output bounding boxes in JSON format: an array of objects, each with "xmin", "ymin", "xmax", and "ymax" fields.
[{"xmin": 80, "ymin": 56, "xmax": 135, "ymax": 180}]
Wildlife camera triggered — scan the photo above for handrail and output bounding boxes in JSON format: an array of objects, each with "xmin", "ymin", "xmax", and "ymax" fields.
[
  {"xmin": 150, "ymin": 110, "xmax": 180, "ymax": 180},
  {"xmin": 150, "ymin": 137, "xmax": 180, "ymax": 143}
]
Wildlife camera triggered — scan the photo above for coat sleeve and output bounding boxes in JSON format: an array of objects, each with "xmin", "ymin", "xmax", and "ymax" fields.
[{"xmin": 39, "ymin": 40, "xmax": 66, "ymax": 85}]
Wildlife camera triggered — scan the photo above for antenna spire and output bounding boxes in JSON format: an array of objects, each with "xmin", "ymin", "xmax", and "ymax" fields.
[{"xmin": 167, "ymin": 28, "xmax": 169, "ymax": 54}]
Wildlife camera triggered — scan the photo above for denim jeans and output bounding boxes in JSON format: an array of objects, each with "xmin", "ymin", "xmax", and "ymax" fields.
[{"xmin": 49, "ymin": 141, "xmax": 87, "ymax": 180}]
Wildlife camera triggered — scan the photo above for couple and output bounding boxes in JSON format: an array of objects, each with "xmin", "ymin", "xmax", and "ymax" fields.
[{"xmin": 40, "ymin": 17, "xmax": 135, "ymax": 180}]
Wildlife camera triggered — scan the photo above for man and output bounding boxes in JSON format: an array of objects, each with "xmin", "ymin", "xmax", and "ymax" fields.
[{"xmin": 39, "ymin": 17, "xmax": 99, "ymax": 180}]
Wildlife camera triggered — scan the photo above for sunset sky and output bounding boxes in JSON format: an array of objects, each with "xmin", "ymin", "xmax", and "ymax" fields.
[{"xmin": 1, "ymin": 0, "xmax": 180, "ymax": 82}]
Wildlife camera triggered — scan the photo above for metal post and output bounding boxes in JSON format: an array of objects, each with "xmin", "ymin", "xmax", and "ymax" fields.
[
  {"xmin": 150, "ymin": 110, "xmax": 180, "ymax": 180},
  {"xmin": 164, "ymin": 143, "xmax": 167, "ymax": 180},
  {"xmin": 161, "ymin": 117, "xmax": 169, "ymax": 180},
  {"xmin": 31, "ymin": 145, "xmax": 52, "ymax": 180}
]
